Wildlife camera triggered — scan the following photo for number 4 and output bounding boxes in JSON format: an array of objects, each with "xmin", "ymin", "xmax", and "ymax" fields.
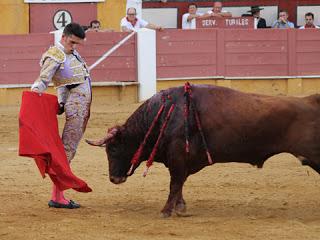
[{"xmin": 57, "ymin": 12, "xmax": 67, "ymax": 27}]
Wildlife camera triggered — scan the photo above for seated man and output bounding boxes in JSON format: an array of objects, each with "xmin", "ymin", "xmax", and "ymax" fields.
[
  {"xmin": 86, "ymin": 20, "xmax": 114, "ymax": 32},
  {"xmin": 121, "ymin": 7, "xmax": 163, "ymax": 32},
  {"xmin": 272, "ymin": 10, "xmax": 294, "ymax": 29},
  {"xmin": 88, "ymin": 20, "xmax": 101, "ymax": 32},
  {"xmin": 182, "ymin": 3, "xmax": 203, "ymax": 29},
  {"xmin": 299, "ymin": 12, "xmax": 319, "ymax": 29},
  {"xmin": 202, "ymin": 1, "xmax": 232, "ymax": 18}
]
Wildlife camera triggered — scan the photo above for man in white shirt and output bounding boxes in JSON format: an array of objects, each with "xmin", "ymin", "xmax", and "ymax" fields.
[
  {"xmin": 120, "ymin": 7, "xmax": 163, "ymax": 32},
  {"xmin": 300, "ymin": 12, "xmax": 320, "ymax": 29},
  {"xmin": 182, "ymin": 3, "xmax": 202, "ymax": 29},
  {"xmin": 203, "ymin": 1, "xmax": 232, "ymax": 18}
]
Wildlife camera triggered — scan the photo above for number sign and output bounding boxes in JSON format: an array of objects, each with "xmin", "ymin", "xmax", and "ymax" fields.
[{"xmin": 53, "ymin": 10, "xmax": 72, "ymax": 29}]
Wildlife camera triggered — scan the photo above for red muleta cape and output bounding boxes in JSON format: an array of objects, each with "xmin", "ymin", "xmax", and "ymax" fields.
[{"xmin": 19, "ymin": 91, "xmax": 92, "ymax": 192}]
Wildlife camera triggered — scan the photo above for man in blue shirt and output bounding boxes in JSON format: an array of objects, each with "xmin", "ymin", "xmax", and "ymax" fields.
[{"xmin": 272, "ymin": 10, "xmax": 294, "ymax": 29}]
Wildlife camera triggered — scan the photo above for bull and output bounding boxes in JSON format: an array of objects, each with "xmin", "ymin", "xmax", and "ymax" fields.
[{"xmin": 86, "ymin": 84, "xmax": 320, "ymax": 217}]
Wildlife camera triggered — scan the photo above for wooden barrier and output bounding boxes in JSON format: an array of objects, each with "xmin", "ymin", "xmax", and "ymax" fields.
[
  {"xmin": 0, "ymin": 32, "xmax": 137, "ymax": 85},
  {"xmin": 78, "ymin": 32, "xmax": 137, "ymax": 82},
  {"xmin": 157, "ymin": 29, "xmax": 218, "ymax": 79},
  {"xmin": 296, "ymin": 29, "xmax": 320, "ymax": 76},
  {"xmin": 2, "ymin": 29, "xmax": 320, "ymax": 86},
  {"xmin": 0, "ymin": 33, "xmax": 53, "ymax": 85},
  {"xmin": 157, "ymin": 28, "xmax": 320, "ymax": 79},
  {"xmin": 224, "ymin": 29, "xmax": 288, "ymax": 77}
]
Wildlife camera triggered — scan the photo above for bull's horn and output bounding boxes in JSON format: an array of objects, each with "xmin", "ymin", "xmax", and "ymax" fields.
[
  {"xmin": 85, "ymin": 133, "xmax": 111, "ymax": 146},
  {"xmin": 85, "ymin": 127, "xmax": 118, "ymax": 147},
  {"xmin": 85, "ymin": 138, "xmax": 107, "ymax": 146}
]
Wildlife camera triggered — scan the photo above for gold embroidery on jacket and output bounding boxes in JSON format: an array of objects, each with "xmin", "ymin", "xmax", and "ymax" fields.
[{"xmin": 40, "ymin": 46, "xmax": 66, "ymax": 66}]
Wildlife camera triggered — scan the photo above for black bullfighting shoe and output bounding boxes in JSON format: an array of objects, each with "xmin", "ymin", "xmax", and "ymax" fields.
[{"xmin": 48, "ymin": 200, "xmax": 80, "ymax": 209}]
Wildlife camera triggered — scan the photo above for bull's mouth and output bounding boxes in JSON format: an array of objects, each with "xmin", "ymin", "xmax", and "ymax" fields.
[{"xmin": 110, "ymin": 176, "xmax": 127, "ymax": 184}]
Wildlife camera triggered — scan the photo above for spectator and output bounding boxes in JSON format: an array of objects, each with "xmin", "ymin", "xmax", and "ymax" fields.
[
  {"xmin": 272, "ymin": 10, "xmax": 294, "ymax": 29},
  {"xmin": 89, "ymin": 20, "xmax": 101, "ymax": 32},
  {"xmin": 247, "ymin": 6, "xmax": 267, "ymax": 29},
  {"xmin": 86, "ymin": 20, "xmax": 114, "ymax": 32},
  {"xmin": 300, "ymin": 12, "xmax": 319, "ymax": 29},
  {"xmin": 203, "ymin": 1, "xmax": 232, "ymax": 18},
  {"xmin": 182, "ymin": 3, "xmax": 203, "ymax": 29},
  {"xmin": 121, "ymin": 7, "xmax": 163, "ymax": 32}
]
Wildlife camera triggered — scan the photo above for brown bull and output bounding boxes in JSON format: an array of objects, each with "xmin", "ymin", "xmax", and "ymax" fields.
[{"xmin": 87, "ymin": 84, "xmax": 320, "ymax": 217}]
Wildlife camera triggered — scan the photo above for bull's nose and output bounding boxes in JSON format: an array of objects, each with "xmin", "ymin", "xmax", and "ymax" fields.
[{"xmin": 110, "ymin": 176, "xmax": 127, "ymax": 184}]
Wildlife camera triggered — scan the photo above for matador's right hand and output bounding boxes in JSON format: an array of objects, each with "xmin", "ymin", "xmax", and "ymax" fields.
[{"xmin": 57, "ymin": 102, "xmax": 65, "ymax": 115}]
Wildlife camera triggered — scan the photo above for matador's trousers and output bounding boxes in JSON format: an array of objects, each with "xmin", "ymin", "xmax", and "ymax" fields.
[{"xmin": 59, "ymin": 80, "xmax": 91, "ymax": 162}]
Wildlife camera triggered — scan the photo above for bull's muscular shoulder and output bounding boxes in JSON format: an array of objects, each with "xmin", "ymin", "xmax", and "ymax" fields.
[
  {"xmin": 303, "ymin": 94, "xmax": 320, "ymax": 105},
  {"xmin": 40, "ymin": 46, "xmax": 66, "ymax": 66}
]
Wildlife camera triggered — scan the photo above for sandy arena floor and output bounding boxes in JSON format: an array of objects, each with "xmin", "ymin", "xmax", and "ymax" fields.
[{"xmin": 1, "ymin": 100, "xmax": 320, "ymax": 240}]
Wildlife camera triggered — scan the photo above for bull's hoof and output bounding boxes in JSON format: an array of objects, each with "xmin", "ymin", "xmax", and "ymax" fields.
[
  {"xmin": 176, "ymin": 204, "xmax": 191, "ymax": 217},
  {"xmin": 175, "ymin": 202, "xmax": 186, "ymax": 213},
  {"xmin": 176, "ymin": 211, "xmax": 192, "ymax": 217},
  {"xmin": 160, "ymin": 211, "xmax": 172, "ymax": 218}
]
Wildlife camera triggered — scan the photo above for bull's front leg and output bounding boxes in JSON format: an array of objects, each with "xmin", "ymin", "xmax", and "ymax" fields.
[
  {"xmin": 174, "ymin": 189, "xmax": 187, "ymax": 216},
  {"xmin": 161, "ymin": 171, "xmax": 186, "ymax": 218}
]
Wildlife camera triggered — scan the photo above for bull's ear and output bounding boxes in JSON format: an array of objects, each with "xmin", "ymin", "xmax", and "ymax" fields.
[
  {"xmin": 106, "ymin": 126, "xmax": 122, "ymax": 143},
  {"xmin": 107, "ymin": 127, "xmax": 118, "ymax": 135}
]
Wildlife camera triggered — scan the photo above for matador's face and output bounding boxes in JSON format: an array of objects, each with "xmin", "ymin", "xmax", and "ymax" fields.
[{"xmin": 61, "ymin": 34, "xmax": 84, "ymax": 54}]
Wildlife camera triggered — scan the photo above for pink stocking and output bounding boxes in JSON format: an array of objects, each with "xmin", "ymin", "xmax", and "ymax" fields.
[{"xmin": 51, "ymin": 184, "xmax": 69, "ymax": 204}]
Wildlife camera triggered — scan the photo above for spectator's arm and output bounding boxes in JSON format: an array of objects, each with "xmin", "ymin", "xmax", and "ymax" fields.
[
  {"xmin": 187, "ymin": 14, "xmax": 198, "ymax": 22},
  {"xmin": 201, "ymin": 13, "xmax": 212, "ymax": 18},
  {"xmin": 271, "ymin": 21, "xmax": 279, "ymax": 28},
  {"xmin": 101, "ymin": 28, "xmax": 114, "ymax": 32},
  {"xmin": 146, "ymin": 23, "xmax": 163, "ymax": 31},
  {"xmin": 217, "ymin": 11, "xmax": 232, "ymax": 17},
  {"xmin": 121, "ymin": 26, "xmax": 133, "ymax": 32}
]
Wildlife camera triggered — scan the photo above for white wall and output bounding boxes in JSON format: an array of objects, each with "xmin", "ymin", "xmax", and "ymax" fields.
[
  {"xmin": 137, "ymin": 29, "xmax": 156, "ymax": 101},
  {"xmin": 142, "ymin": 8, "xmax": 178, "ymax": 28}
]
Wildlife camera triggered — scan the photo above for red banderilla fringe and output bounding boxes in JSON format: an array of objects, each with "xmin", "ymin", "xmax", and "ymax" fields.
[
  {"xmin": 191, "ymin": 100, "xmax": 214, "ymax": 165},
  {"xmin": 143, "ymin": 104, "xmax": 175, "ymax": 177},
  {"xmin": 184, "ymin": 82, "xmax": 191, "ymax": 153},
  {"xmin": 127, "ymin": 104, "xmax": 165, "ymax": 176}
]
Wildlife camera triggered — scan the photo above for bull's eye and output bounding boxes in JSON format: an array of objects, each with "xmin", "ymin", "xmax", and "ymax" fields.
[{"xmin": 107, "ymin": 143, "xmax": 121, "ymax": 157}]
